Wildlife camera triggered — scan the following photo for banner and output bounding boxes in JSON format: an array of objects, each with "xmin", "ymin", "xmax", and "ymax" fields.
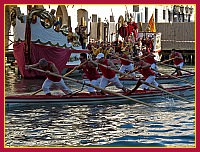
[{"xmin": 148, "ymin": 13, "xmax": 156, "ymax": 32}]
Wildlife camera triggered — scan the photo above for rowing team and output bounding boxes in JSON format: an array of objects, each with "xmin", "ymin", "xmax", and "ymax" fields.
[{"xmin": 25, "ymin": 49, "xmax": 184, "ymax": 96}]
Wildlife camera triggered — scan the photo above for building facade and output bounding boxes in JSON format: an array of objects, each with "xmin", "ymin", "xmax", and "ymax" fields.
[{"xmin": 133, "ymin": 5, "xmax": 195, "ymax": 23}]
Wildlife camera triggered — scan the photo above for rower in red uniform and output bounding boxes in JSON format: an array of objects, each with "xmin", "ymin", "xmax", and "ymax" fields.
[
  {"xmin": 25, "ymin": 58, "xmax": 72, "ymax": 96},
  {"xmin": 169, "ymin": 49, "xmax": 184, "ymax": 76},
  {"xmin": 119, "ymin": 53, "xmax": 135, "ymax": 76},
  {"xmin": 96, "ymin": 53, "xmax": 129, "ymax": 93},
  {"xmin": 78, "ymin": 53, "xmax": 101, "ymax": 94},
  {"xmin": 130, "ymin": 57, "xmax": 163, "ymax": 92},
  {"xmin": 141, "ymin": 48, "xmax": 159, "ymax": 75}
]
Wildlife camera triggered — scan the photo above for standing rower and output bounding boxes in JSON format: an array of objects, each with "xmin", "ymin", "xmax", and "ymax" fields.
[
  {"xmin": 78, "ymin": 53, "xmax": 101, "ymax": 95},
  {"xmin": 96, "ymin": 53, "xmax": 129, "ymax": 93},
  {"xmin": 130, "ymin": 57, "xmax": 163, "ymax": 92},
  {"xmin": 141, "ymin": 48, "xmax": 160, "ymax": 76},
  {"xmin": 119, "ymin": 53, "xmax": 135, "ymax": 76},
  {"xmin": 25, "ymin": 58, "xmax": 72, "ymax": 96},
  {"xmin": 169, "ymin": 49, "xmax": 184, "ymax": 76}
]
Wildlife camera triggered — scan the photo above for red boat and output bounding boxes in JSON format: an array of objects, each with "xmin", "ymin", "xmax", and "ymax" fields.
[{"xmin": 6, "ymin": 85, "xmax": 194, "ymax": 108}]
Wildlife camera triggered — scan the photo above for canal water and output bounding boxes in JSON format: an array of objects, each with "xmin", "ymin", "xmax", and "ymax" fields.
[{"xmin": 5, "ymin": 65, "xmax": 195, "ymax": 147}]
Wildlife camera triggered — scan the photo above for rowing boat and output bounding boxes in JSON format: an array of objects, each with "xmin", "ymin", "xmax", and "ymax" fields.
[{"xmin": 5, "ymin": 85, "xmax": 194, "ymax": 107}]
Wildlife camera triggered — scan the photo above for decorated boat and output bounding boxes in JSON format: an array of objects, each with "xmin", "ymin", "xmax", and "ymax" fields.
[
  {"xmin": 6, "ymin": 85, "xmax": 194, "ymax": 107},
  {"xmin": 10, "ymin": 6, "xmax": 89, "ymax": 78}
]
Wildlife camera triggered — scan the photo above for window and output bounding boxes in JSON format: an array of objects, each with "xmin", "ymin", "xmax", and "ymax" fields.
[
  {"xmin": 137, "ymin": 12, "xmax": 141, "ymax": 22},
  {"xmin": 133, "ymin": 5, "xmax": 139, "ymax": 12},
  {"xmin": 155, "ymin": 9, "xmax": 158, "ymax": 23},
  {"xmin": 163, "ymin": 10, "xmax": 166, "ymax": 20},
  {"xmin": 145, "ymin": 7, "xmax": 148, "ymax": 23}
]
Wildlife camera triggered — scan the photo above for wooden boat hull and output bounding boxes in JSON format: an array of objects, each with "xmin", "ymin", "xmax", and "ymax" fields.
[{"xmin": 5, "ymin": 85, "xmax": 195, "ymax": 107}]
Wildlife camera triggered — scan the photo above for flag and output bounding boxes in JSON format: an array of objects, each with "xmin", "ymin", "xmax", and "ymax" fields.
[{"xmin": 148, "ymin": 13, "xmax": 156, "ymax": 32}]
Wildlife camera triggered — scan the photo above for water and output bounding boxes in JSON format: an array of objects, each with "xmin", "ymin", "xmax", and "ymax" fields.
[{"xmin": 5, "ymin": 66, "xmax": 195, "ymax": 147}]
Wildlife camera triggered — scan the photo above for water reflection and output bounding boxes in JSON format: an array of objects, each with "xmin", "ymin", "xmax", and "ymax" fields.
[{"xmin": 5, "ymin": 101, "xmax": 195, "ymax": 147}]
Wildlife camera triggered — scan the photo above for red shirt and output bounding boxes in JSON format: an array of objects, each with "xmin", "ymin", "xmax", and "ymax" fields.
[
  {"xmin": 171, "ymin": 52, "xmax": 184, "ymax": 65},
  {"xmin": 98, "ymin": 59, "xmax": 115, "ymax": 79},
  {"xmin": 144, "ymin": 55, "xmax": 156, "ymax": 64},
  {"xmin": 45, "ymin": 61, "xmax": 61, "ymax": 82},
  {"xmin": 138, "ymin": 61, "xmax": 155, "ymax": 78},
  {"xmin": 120, "ymin": 54, "xmax": 131, "ymax": 65},
  {"xmin": 82, "ymin": 62, "xmax": 101, "ymax": 81}
]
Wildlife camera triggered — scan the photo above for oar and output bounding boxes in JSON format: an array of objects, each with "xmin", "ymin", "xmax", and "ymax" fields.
[
  {"xmin": 29, "ymin": 67, "xmax": 156, "ymax": 108},
  {"xmin": 138, "ymin": 79, "xmax": 193, "ymax": 103},
  {"xmin": 63, "ymin": 59, "xmax": 89, "ymax": 76},
  {"xmin": 158, "ymin": 63, "xmax": 195, "ymax": 74},
  {"xmin": 90, "ymin": 60, "xmax": 134, "ymax": 78},
  {"xmin": 107, "ymin": 53, "xmax": 139, "ymax": 79},
  {"xmin": 31, "ymin": 88, "xmax": 43, "ymax": 96},
  {"xmin": 159, "ymin": 58, "xmax": 175, "ymax": 64},
  {"xmin": 108, "ymin": 52, "xmax": 149, "ymax": 63},
  {"xmin": 119, "ymin": 67, "xmax": 141, "ymax": 79},
  {"xmin": 116, "ymin": 55, "xmax": 174, "ymax": 79},
  {"xmin": 154, "ymin": 69, "xmax": 194, "ymax": 85},
  {"xmin": 91, "ymin": 60, "xmax": 193, "ymax": 103},
  {"xmin": 108, "ymin": 53, "xmax": 134, "ymax": 63},
  {"xmin": 31, "ymin": 59, "xmax": 89, "ymax": 95},
  {"xmin": 108, "ymin": 53, "xmax": 171, "ymax": 79},
  {"xmin": 107, "ymin": 67, "xmax": 140, "ymax": 86},
  {"xmin": 139, "ymin": 53, "xmax": 152, "ymax": 60}
]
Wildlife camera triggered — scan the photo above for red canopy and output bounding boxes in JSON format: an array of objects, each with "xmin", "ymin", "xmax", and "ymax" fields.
[{"xmin": 13, "ymin": 42, "xmax": 72, "ymax": 78}]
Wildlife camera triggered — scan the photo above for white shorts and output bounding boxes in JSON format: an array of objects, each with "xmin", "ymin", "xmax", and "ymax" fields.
[
  {"xmin": 87, "ymin": 78, "xmax": 101, "ymax": 92},
  {"xmin": 151, "ymin": 63, "xmax": 158, "ymax": 71},
  {"xmin": 42, "ymin": 78, "xmax": 71, "ymax": 94},
  {"xmin": 151, "ymin": 63, "xmax": 158, "ymax": 74},
  {"xmin": 100, "ymin": 75, "xmax": 123, "ymax": 89},
  {"xmin": 141, "ymin": 75, "xmax": 158, "ymax": 90},
  {"xmin": 176, "ymin": 62, "xmax": 184, "ymax": 69},
  {"xmin": 119, "ymin": 63, "xmax": 135, "ymax": 76}
]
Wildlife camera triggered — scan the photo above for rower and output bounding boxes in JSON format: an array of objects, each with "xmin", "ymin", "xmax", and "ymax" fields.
[
  {"xmin": 169, "ymin": 49, "xmax": 184, "ymax": 76},
  {"xmin": 96, "ymin": 53, "xmax": 130, "ymax": 93},
  {"xmin": 119, "ymin": 53, "xmax": 135, "ymax": 76},
  {"xmin": 25, "ymin": 58, "xmax": 72, "ymax": 96},
  {"xmin": 130, "ymin": 57, "xmax": 163, "ymax": 92},
  {"xmin": 141, "ymin": 47, "xmax": 160, "ymax": 76},
  {"xmin": 77, "ymin": 53, "xmax": 101, "ymax": 95}
]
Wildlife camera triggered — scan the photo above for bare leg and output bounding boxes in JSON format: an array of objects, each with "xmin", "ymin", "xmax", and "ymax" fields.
[
  {"xmin": 122, "ymin": 87, "xmax": 130, "ymax": 92},
  {"xmin": 126, "ymin": 79, "xmax": 142, "ymax": 95},
  {"xmin": 171, "ymin": 70, "xmax": 177, "ymax": 76},
  {"xmin": 177, "ymin": 70, "xmax": 182, "ymax": 76}
]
